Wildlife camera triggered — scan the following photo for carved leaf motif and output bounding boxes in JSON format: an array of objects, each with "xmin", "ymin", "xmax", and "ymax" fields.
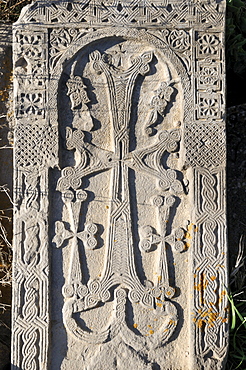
[
  {"xmin": 145, "ymin": 81, "xmax": 175, "ymax": 136},
  {"xmin": 66, "ymin": 75, "xmax": 90, "ymax": 109},
  {"xmin": 52, "ymin": 221, "xmax": 73, "ymax": 248}
]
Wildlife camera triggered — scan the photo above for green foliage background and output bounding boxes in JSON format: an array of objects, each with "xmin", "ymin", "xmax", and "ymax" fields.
[{"xmin": 226, "ymin": 0, "xmax": 246, "ymax": 75}]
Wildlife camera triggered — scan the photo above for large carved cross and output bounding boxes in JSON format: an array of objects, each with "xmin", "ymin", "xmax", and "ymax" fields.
[{"xmin": 55, "ymin": 47, "xmax": 183, "ymax": 309}]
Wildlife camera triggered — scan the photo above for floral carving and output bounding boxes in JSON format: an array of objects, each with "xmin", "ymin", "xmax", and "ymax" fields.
[
  {"xmin": 17, "ymin": 34, "xmax": 43, "ymax": 60},
  {"xmin": 167, "ymin": 30, "xmax": 190, "ymax": 51},
  {"xmin": 199, "ymin": 97, "xmax": 219, "ymax": 118},
  {"xmin": 49, "ymin": 28, "xmax": 81, "ymax": 70},
  {"xmin": 144, "ymin": 81, "xmax": 175, "ymax": 136},
  {"xmin": 17, "ymin": 93, "xmax": 44, "ymax": 117},
  {"xmin": 197, "ymin": 34, "xmax": 220, "ymax": 56},
  {"xmin": 66, "ymin": 75, "xmax": 90, "ymax": 109}
]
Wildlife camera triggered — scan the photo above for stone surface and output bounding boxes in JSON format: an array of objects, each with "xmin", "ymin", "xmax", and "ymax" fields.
[{"xmin": 12, "ymin": 1, "xmax": 227, "ymax": 369}]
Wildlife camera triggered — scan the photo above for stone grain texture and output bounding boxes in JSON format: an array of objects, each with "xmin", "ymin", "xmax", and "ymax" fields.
[{"xmin": 12, "ymin": 1, "xmax": 227, "ymax": 369}]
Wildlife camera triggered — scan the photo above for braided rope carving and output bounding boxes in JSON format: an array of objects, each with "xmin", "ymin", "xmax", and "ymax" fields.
[{"xmin": 193, "ymin": 168, "xmax": 228, "ymax": 368}]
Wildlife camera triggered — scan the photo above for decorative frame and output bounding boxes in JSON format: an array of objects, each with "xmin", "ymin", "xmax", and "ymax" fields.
[{"xmin": 13, "ymin": 1, "xmax": 227, "ymax": 369}]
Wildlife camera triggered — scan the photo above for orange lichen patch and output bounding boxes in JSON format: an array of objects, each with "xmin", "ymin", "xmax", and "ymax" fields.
[
  {"xmin": 185, "ymin": 242, "xmax": 190, "ymax": 249},
  {"xmin": 184, "ymin": 224, "xmax": 194, "ymax": 239},
  {"xmin": 169, "ymin": 320, "xmax": 176, "ymax": 325},
  {"xmin": 194, "ymin": 226, "xmax": 198, "ymax": 232},
  {"xmin": 149, "ymin": 330, "xmax": 154, "ymax": 335},
  {"xmin": 221, "ymin": 318, "xmax": 228, "ymax": 323},
  {"xmin": 148, "ymin": 325, "xmax": 152, "ymax": 328},
  {"xmin": 157, "ymin": 276, "xmax": 162, "ymax": 282},
  {"xmin": 165, "ymin": 290, "xmax": 173, "ymax": 296},
  {"xmin": 133, "ymin": 323, "xmax": 138, "ymax": 328},
  {"xmin": 156, "ymin": 302, "xmax": 162, "ymax": 307},
  {"xmin": 194, "ymin": 279, "xmax": 208, "ymax": 291},
  {"xmin": 193, "ymin": 308, "xmax": 220, "ymax": 329},
  {"xmin": 196, "ymin": 319, "xmax": 204, "ymax": 328},
  {"xmin": 106, "ymin": 205, "xmax": 109, "ymax": 209},
  {"xmin": 210, "ymin": 276, "xmax": 216, "ymax": 281},
  {"xmin": 194, "ymin": 274, "xmax": 197, "ymax": 278},
  {"xmin": 218, "ymin": 290, "xmax": 226, "ymax": 304}
]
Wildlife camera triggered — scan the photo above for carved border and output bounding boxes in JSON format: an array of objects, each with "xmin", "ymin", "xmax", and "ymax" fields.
[
  {"xmin": 17, "ymin": 0, "xmax": 225, "ymax": 31},
  {"xmin": 13, "ymin": 3, "xmax": 227, "ymax": 369}
]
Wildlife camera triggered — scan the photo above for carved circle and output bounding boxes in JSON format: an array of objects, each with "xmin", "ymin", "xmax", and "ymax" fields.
[
  {"xmin": 62, "ymin": 284, "xmax": 74, "ymax": 298},
  {"xmin": 77, "ymin": 284, "xmax": 88, "ymax": 298},
  {"xmin": 88, "ymin": 279, "xmax": 100, "ymax": 294},
  {"xmin": 175, "ymin": 228, "xmax": 184, "ymax": 239},
  {"xmin": 166, "ymin": 195, "xmax": 175, "ymax": 207},
  {"xmin": 151, "ymin": 287, "xmax": 162, "ymax": 298},
  {"xmin": 76, "ymin": 189, "xmax": 87, "ymax": 202},
  {"xmin": 140, "ymin": 239, "xmax": 152, "ymax": 252},
  {"xmin": 63, "ymin": 167, "xmax": 74, "ymax": 177},
  {"xmin": 86, "ymin": 223, "xmax": 97, "ymax": 235},
  {"xmin": 174, "ymin": 240, "xmax": 185, "ymax": 252},
  {"xmin": 85, "ymin": 295, "xmax": 99, "ymax": 308},
  {"xmin": 145, "ymin": 127, "xmax": 153, "ymax": 136},
  {"xmin": 62, "ymin": 190, "xmax": 74, "ymax": 203},
  {"xmin": 101, "ymin": 289, "xmax": 111, "ymax": 302},
  {"xmin": 116, "ymin": 288, "xmax": 127, "ymax": 299},
  {"xmin": 167, "ymin": 169, "xmax": 176, "ymax": 181},
  {"xmin": 70, "ymin": 176, "xmax": 82, "ymax": 190},
  {"xmin": 164, "ymin": 286, "xmax": 175, "ymax": 299},
  {"xmin": 159, "ymin": 131, "xmax": 168, "ymax": 141},
  {"xmin": 159, "ymin": 178, "xmax": 169, "ymax": 190},
  {"xmin": 86, "ymin": 237, "xmax": 97, "ymax": 250},
  {"xmin": 166, "ymin": 139, "xmax": 178, "ymax": 153},
  {"xmin": 128, "ymin": 289, "xmax": 140, "ymax": 303},
  {"xmin": 152, "ymin": 195, "xmax": 164, "ymax": 207}
]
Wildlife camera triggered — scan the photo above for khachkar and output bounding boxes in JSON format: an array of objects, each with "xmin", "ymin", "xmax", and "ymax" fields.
[{"xmin": 12, "ymin": 1, "xmax": 227, "ymax": 369}]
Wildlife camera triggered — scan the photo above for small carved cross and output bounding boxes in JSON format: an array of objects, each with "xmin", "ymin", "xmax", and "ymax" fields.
[{"xmin": 53, "ymin": 220, "xmax": 98, "ymax": 250}]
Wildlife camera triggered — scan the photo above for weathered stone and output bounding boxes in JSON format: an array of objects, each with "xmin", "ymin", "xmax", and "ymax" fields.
[{"xmin": 12, "ymin": 1, "xmax": 227, "ymax": 369}]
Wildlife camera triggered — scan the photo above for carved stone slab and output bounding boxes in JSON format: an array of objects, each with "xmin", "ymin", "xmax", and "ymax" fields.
[{"xmin": 13, "ymin": 1, "xmax": 227, "ymax": 369}]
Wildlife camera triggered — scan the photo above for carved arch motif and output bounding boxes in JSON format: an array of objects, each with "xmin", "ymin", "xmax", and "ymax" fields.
[{"xmin": 51, "ymin": 31, "xmax": 190, "ymax": 363}]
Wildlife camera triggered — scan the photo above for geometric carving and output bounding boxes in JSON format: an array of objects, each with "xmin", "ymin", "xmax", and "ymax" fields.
[
  {"xmin": 185, "ymin": 122, "xmax": 226, "ymax": 168},
  {"xmin": 20, "ymin": 1, "xmax": 226, "ymax": 30},
  {"xmin": 13, "ymin": 1, "xmax": 227, "ymax": 369}
]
